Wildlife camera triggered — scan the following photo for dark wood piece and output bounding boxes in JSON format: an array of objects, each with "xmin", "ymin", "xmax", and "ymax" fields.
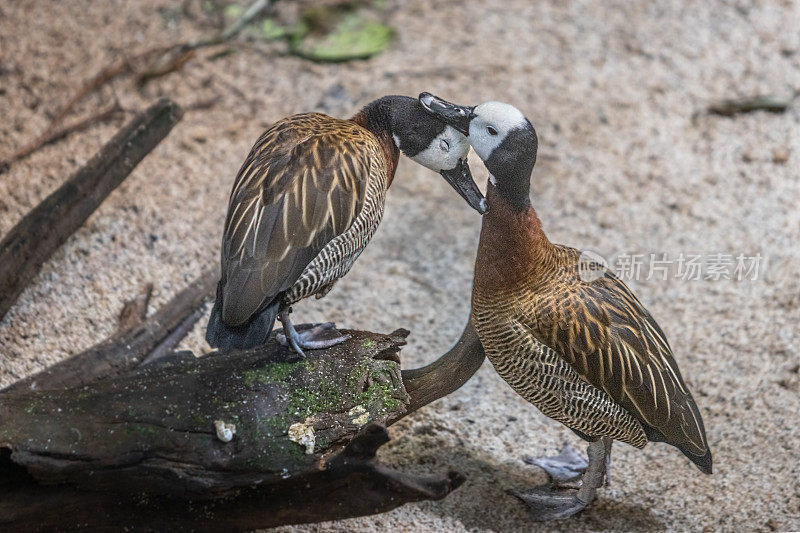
[
  {"xmin": 0, "ymin": 98, "xmax": 184, "ymax": 322},
  {"xmin": 0, "ymin": 258, "xmax": 483, "ymax": 529},
  {"xmin": 1, "ymin": 268, "xmax": 217, "ymax": 395},
  {"xmin": 0, "ymin": 328, "xmax": 468, "ymax": 531}
]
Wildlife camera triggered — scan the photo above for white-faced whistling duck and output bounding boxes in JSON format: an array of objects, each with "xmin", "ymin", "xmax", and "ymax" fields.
[
  {"xmin": 419, "ymin": 92, "xmax": 711, "ymax": 521},
  {"xmin": 206, "ymin": 95, "xmax": 487, "ymax": 355}
]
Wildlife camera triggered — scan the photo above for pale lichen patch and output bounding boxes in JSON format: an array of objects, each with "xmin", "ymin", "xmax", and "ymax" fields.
[
  {"xmin": 348, "ymin": 405, "xmax": 369, "ymax": 426},
  {"xmin": 288, "ymin": 419, "xmax": 316, "ymax": 454},
  {"xmin": 214, "ymin": 420, "xmax": 236, "ymax": 442}
]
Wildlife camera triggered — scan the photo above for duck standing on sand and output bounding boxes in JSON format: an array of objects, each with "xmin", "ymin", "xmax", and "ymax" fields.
[
  {"xmin": 419, "ymin": 92, "xmax": 711, "ymax": 520},
  {"xmin": 206, "ymin": 96, "xmax": 487, "ymax": 355}
]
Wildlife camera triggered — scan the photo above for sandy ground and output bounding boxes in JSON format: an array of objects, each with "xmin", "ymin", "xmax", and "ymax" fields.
[{"xmin": 2, "ymin": 0, "xmax": 800, "ymax": 530}]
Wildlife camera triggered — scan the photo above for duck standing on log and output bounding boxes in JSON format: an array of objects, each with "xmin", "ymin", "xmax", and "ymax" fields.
[
  {"xmin": 207, "ymin": 96, "xmax": 487, "ymax": 355},
  {"xmin": 419, "ymin": 92, "xmax": 712, "ymax": 520}
]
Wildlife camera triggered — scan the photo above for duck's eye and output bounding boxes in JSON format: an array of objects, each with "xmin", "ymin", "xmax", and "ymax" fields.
[
  {"xmin": 439, "ymin": 139, "xmax": 450, "ymax": 152},
  {"xmin": 487, "ymin": 126, "xmax": 498, "ymax": 136}
]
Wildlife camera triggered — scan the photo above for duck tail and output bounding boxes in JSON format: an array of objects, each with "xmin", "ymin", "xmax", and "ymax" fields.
[
  {"xmin": 205, "ymin": 284, "xmax": 279, "ymax": 350},
  {"xmin": 685, "ymin": 447, "xmax": 713, "ymax": 475},
  {"xmin": 642, "ymin": 404, "xmax": 713, "ymax": 475}
]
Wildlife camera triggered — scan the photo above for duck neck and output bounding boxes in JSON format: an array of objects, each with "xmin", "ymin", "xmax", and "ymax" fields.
[
  {"xmin": 351, "ymin": 98, "xmax": 401, "ymax": 187},
  {"xmin": 491, "ymin": 170, "xmax": 531, "ymax": 212},
  {"xmin": 474, "ymin": 183, "xmax": 553, "ymax": 292}
]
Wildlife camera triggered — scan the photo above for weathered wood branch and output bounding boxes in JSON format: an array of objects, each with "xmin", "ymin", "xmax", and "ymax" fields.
[
  {"xmin": 1, "ymin": 329, "xmax": 410, "ymax": 493},
  {"xmin": 0, "ymin": 264, "xmax": 484, "ymax": 529},
  {"xmin": 0, "ymin": 328, "xmax": 469, "ymax": 530},
  {"xmin": 400, "ymin": 319, "xmax": 485, "ymax": 418},
  {"xmin": 1, "ymin": 267, "xmax": 217, "ymax": 395},
  {"xmin": 0, "ymin": 98, "xmax": 183, "ymax": 322},
  {"xmin": 0, "ymin": 251, "xmax": 484, "ymax": 531}
]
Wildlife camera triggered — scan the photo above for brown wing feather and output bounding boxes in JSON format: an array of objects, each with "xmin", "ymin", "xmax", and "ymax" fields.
[
  {"xmin": 533, "ymin": 267, "xmax": 709, "ymax": 457},
  {"xmin": 219, "ymin": 114, "xmax": 370, "ymax": 326}
]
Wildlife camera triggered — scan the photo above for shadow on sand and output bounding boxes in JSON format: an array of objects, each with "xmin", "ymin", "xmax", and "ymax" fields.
[{"xmin": 389, "ymin": 434, "xmax": 665, "ymax": 532}]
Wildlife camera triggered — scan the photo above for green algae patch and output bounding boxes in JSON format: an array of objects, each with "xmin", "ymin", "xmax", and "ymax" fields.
[
  {"xmin": 358, "ymin": 379, "xmax": 402, "ymax": 413},
  {"xmin": 286, "ymin": 355, "xmax": 407, "ymax": 424},
  {"xmin": 361, "ymin": 338, "xmax": 376, "ymax": 350},
  {"xmin": 242, "ymin": 361, "xmax": 300, "ymax": 387},
  {"xmin": 287, "ymin": 381, "xmax": 342, "ymax": 419}
]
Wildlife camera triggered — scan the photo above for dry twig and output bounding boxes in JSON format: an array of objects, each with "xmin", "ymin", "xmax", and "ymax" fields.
[
  {"xmin": 707, "ymin": 94, "xmax": 796, "ymax": 117},
  {"xmin": 51, "ymin": 0, "xmax": 271, "ymax": 126},
  {"xmin": 49, "ymin": 46, "xmax": 175, "ymax": 126}
]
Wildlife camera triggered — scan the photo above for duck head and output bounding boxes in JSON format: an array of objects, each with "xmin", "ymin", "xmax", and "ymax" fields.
[
  {"xmin": 419, "ymin": 93, "xmax": 538, "ymax": 212},
  {"xmin": 363, "ymin": 95, "xmax": 487, "ymax": 214}
]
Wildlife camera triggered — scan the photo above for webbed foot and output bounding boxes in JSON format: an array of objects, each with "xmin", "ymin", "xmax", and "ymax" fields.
[
  {"xmin": 277, "ymin": 314, "xmax": 350, "ymax": 357},
  {"xmin": 523, "ymin": 443, "xmax": 588, "ymax": 488},
  {"xmin": 512, "ymin": 438, "xmax": 611, "ymax": 521},
  {"xmin": 508, "ymin": 484, "xmax": 591, "ymax": 521}
]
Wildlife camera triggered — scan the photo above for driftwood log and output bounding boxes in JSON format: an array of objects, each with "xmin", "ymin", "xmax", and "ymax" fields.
[
  {"xmin": 0, "ymin": 86, "xmax": 486, "ymax": 531},
  {"xmin": 0, "ymin": 98, "xmax": 183, "ymax": 321},
  {"xmin": 0, "ymin": 221, "xmax": 485, "ymax": 533},
  {"xmin": 0, "ymin": 310, "xmax": 484, "ymax": 530},
  {"xmin": 0, "ymin": 325, "xmax": 481, "ymax": 531}
]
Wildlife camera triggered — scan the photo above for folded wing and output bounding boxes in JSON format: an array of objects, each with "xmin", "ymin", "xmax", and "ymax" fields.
[
  {"xmin": 531, "ymin": 266, "xmax": 710, "ymax": 465},
  {"xmin": 220, "ymin": 115, "xmax": 371, "ymax": 326}
]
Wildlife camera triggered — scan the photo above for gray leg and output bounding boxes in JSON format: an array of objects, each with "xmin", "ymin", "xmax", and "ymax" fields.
[
  {"xmin": 277, "ymin": 309, "xmax": 306, "ymax": 357},
  {"xmin": 510, "ymin": 437, "xmax": 611, "ymax": 521},
  {"xmin": 277, "ymin": 309, "xmax": 350, "ymax": 357}
]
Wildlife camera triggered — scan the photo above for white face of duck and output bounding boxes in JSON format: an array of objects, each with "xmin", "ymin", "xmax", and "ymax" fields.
[
  {"xmin": 393, "ymin": 125, "xmax": 470, "ymax": 173},
  {"xmin": 385, "ymin": 95, "xmax": 486, "ymax": 213},
  {"xmin": 466, "ymin": 101, "xmax": 528, "ymax": 163},
  {"xmin": 418, "ymin": 93, "xmax": 538, "ymax": 211}
]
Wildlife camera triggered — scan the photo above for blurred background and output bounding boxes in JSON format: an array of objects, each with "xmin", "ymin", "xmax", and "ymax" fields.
[{"xmin": 1, "ymin": 0, "xmax": 799, "ymax": 530}]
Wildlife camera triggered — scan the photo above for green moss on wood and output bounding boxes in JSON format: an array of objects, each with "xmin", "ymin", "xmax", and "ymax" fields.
[
  {"xmin": 288, "ymin": 380, "xmax": 343, "ymax": 419},
  {"xmin": 286, "ymin": 356, "xmax": 403, "ymax": 421},
  {"xmin": 242, "ymin": 362, "xmax": 299, "ymax": 387},
  {"xmin": 358, "ymin": 380, "xmax": 402, "ymax": 412},
  {"xmin": 126, "ymin": 424, "xmax": 158, "ymax": 437},
  {"xmin": 361, "ymin": 339, "xmax": 376, "ymax": 350}
]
